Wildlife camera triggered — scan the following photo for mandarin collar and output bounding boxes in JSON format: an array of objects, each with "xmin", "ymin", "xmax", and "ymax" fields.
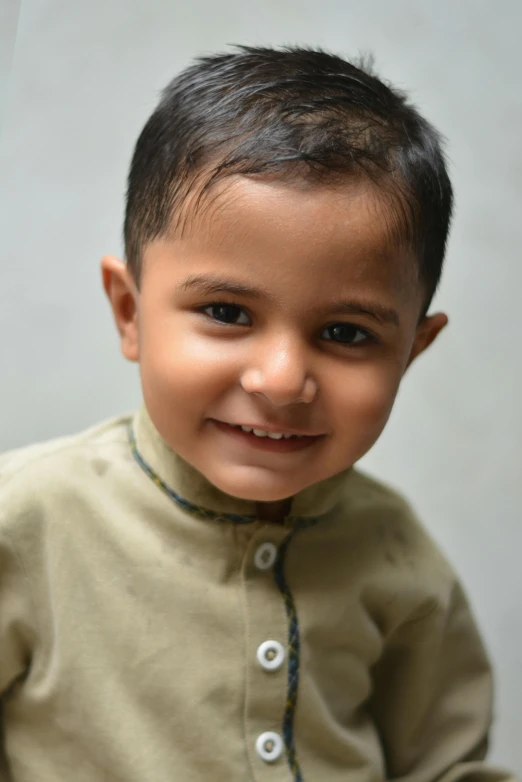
[{"xmin": 131, "ymin": 404, "xmax": 352, "ymax": 522}]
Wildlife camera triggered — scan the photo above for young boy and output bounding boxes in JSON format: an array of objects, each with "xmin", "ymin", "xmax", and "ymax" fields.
[{"xmin": 0, "ymin": 46, "xmax": 515, "ymax": 782}]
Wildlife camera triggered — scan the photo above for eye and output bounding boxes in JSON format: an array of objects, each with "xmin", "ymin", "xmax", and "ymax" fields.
[
  {"xmin": 321, "ymin": 323, "xmax": 371, "ymax": 345},
  {"xmin": 203, "ymin": 303, "xmax": 251, "ymax": 325}
]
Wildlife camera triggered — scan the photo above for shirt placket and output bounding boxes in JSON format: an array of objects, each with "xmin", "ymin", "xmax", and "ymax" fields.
[{"xmin": 241, "ymin": 522, "xmax": 306, "ymax": 782}]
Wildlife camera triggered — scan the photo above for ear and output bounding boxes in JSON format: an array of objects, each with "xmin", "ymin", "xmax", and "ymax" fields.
[
  {"xmin": 101, "ymin": 255, "xmax": 140, "ymax": 362},
  {"xmin": 405, "ymin": 312, "xmax": 448, "ymax": 370}
]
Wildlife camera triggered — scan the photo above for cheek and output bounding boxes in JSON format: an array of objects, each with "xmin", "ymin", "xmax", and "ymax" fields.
[
  {"xmin": 330, "ymin": 360, "xmax": 402, "ymax": 431},
  {"xmin": 139, "ymin": 318, "xmax": 239, "ymax": 400}
]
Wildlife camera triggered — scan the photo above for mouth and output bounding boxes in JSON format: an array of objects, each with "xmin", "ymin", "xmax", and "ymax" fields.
[{"xmin": 211, "ymin": 420, "xmax": 326, "ymax": 452}]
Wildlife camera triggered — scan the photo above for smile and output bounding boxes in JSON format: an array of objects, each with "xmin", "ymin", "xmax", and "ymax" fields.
[
  {"xmin": 233, "ymin": 426, "xmax": 305, "ymax": 440},
  {"xmin": 212, "ymin": 420, "xmax": 324, "ymax": 452}
]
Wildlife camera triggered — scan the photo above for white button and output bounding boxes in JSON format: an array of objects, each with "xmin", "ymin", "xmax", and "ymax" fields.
[
  {"xmin": 254, "ymin": 542, "xmax": 277, "ymax": 570},
  {"xmin": 255, "ymin": 731, "xmax": 284, "ymax": 763},
  {"xmin": 256, "ymin": 640, "xmax": 285, "ymax": 672}
]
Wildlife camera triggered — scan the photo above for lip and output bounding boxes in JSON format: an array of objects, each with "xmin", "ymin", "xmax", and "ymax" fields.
[
  {"xmin": 211, "ymin": 419, "xmax": 325, "ymax": 453},
  {"xmin": 217, "ymin": 421, "xmax": 324, "ymax": 437}
]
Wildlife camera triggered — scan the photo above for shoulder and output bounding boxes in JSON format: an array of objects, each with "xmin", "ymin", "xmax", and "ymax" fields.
[
  {"xmin": 0, "ymin": 413, "xmax": 132, "ymax": 483},
  {"xmin": 331, "ymin": 467, "xmax": 459, "ymax": 612},
  {"xmin": 347, "ymin": 466, "xmax": 451, "ymax": 562},
  {"xmin": 0, "ymin": 413, "xmax": 134, "ymax": 533},
  {"xmin": 342, "ymin": 467, "xmax": 415, "ymax": 513},
  {"xmin": 340, "ymin": 466, "xmax": 431, "ymax": 540}
]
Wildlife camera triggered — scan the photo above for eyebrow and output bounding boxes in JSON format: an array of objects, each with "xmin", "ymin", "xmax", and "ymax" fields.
[
  {"xmin": 178, "ymin": 274, "xmax": 265, "ymax": 299},
  {"xmin": 326, "ymin": 300, "xmax": 400, "ymax": 327},
  {"xmin": 178, "ymin": 273, "xmax": 400, "ymax": 327}
]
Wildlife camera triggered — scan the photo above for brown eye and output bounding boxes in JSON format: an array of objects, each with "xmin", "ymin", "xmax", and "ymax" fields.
[
  {"xmin": 322, "ymin": 323, "xmax": 369, "ymax": 344},
  {"xmin": 203, "ymin": 303, "xmax": 250, "ymax": 325}
]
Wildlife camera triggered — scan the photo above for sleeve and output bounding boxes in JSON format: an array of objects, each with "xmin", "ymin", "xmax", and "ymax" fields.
[
  {"xmin": 368, "ymin": 579, "xmax": 517, "ymax": 782},
  {"xmin": 0, "ymin": 523, "xmax": 36, "ymax": 781}
]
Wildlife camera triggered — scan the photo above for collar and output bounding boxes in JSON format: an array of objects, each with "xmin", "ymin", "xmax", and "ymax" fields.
[{"xmin": 130, "ymin": 404, "xmax": 352, "ymax": 523}]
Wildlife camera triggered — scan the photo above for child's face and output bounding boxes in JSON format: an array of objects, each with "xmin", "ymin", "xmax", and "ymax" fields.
[{"xmin": 103, "ymin": 177, "xmax": 446, "ymax": 502}]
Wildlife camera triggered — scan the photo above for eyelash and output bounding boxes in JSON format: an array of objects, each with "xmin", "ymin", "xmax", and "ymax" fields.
[{"xmin": 199, "ymin": 302, "xmax": 378, "ymax": 346}]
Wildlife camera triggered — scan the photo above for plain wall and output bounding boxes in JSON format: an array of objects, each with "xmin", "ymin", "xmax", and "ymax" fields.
[
  {"xmin": 1, "ymin": 0, "xmax": 521, "ymax": 773},
  {"xmin": 0, "ymin": 0, "xmax": 20, "ymax": 132}
]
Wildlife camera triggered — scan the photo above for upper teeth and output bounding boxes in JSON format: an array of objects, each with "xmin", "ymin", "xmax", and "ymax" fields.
[{"xmin": 240, "ymin": 426, "xmax": 299, "ymax": 439}]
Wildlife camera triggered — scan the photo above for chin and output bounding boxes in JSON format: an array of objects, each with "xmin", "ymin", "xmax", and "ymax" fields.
[{"xmin": 209, "ymin": 469, "xmax": 301, "ymax": 503}]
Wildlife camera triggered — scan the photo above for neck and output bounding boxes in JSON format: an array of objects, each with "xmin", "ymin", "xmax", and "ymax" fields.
[{"xmin": 255, "ymin": 498, "xmax": 293, "ymax": 524}]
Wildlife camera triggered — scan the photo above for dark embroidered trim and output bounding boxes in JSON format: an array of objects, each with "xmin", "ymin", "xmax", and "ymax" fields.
[
  {"xmin": 273, "ymin": 517, "xmax": 318, "ymax": 782},
  {"xmin": 128, "ymin": 424, "xmax": 256, "ymax": 525}
]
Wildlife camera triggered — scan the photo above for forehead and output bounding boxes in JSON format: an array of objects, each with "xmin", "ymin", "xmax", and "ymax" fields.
[{"xmin": 148, "ymin": 176, "xmax": 419, "ymax": 310}]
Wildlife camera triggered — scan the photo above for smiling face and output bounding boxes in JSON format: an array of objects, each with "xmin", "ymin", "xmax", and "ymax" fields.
[{"xmin": 103, "ymin": 176, "xmax": 447, "ymax": 502}]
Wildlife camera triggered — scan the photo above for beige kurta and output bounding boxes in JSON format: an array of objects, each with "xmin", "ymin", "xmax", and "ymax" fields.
[{"xmin": 0, "ymin": 406, "xmax": 515, "ymax": 782}]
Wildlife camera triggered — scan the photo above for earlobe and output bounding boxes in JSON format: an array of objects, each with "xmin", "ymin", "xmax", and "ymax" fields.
[
  {"xmin": 406, "ymin": 312, "xmax": 448, "ymax": 369},
  {"xmin": 100, "ymin": 255, "xmax": 140, "ymax": 363}
]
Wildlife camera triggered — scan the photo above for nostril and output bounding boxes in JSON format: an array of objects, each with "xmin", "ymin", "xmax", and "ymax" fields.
[{"xmin": 240, "ymin": 362, "xmax": 317, "ymax": 406}]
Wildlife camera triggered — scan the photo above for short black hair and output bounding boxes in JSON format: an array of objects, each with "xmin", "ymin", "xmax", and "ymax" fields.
[{"xmin": 124, "ymin": 45, "xmax": 453, "ymax": 314}]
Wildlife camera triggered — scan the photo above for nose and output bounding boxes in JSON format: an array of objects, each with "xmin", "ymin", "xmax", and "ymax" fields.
[{"xmin": 240, "ymin": 335, "xmax": 317, "ymax": 407}]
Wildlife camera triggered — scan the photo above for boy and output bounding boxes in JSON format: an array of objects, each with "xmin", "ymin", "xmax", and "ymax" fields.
[{"xmin": 0, "ymin": 46, "xmax": 516, "ymax": 782}]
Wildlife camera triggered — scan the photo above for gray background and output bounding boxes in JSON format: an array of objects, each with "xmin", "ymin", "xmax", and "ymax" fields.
[
  {"xmin": 0, "ymin": 0, "xmax": 20, "ymax": 132},
  {"xmin": 1, "ymin": 0, "xmax": 520, "ymax": 773}
]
